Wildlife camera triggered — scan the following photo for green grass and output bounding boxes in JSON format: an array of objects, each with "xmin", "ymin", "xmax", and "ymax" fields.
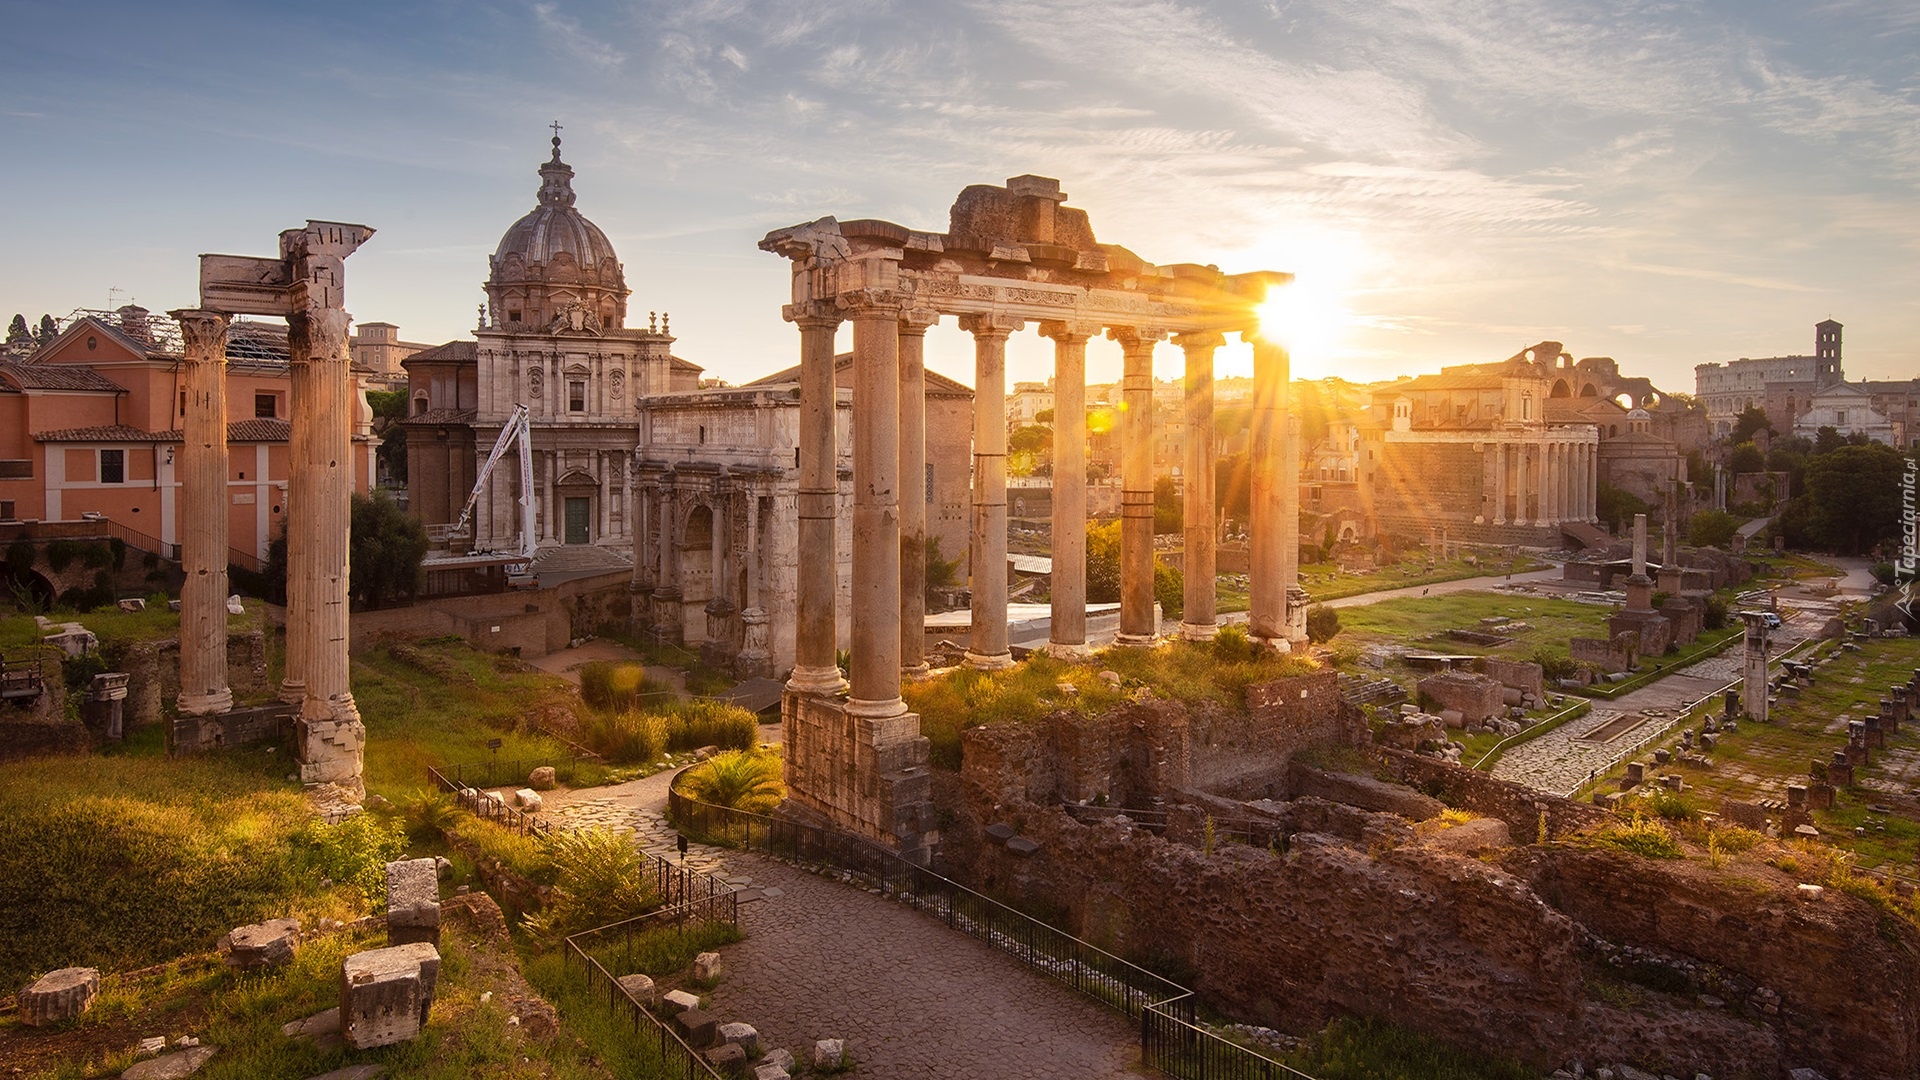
[
  {"xmin": 1337, "ymin": 591, "xmax": 1613, "ymax": 660},
  {"xmin": 1298, "ymin": 552, "xmax": 1543, "ymax": 603},
  {"xmin": 0, "ymin": 597, "xmax": 265, "ymax": 651},
  {"xmin": 1283, "ymin": 1015, "xmax": 1538, "ymax": 1080}
]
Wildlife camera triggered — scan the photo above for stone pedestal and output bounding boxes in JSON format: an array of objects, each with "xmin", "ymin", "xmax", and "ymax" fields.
[
  {"xmin": 18, "ymin": 967, "xmax": 99, "ymax": 1026},
  {"xmin": 341, "ymin": 942, "xmax": 441, "ymax": 1049},
  {"xmin": 737, "ymin": 607, "xmax": 773, "ymax": 679},
  {"xmin": 223, "ymin": 917, "xmax": 301, "ymax": 969},
  {"xmin": 781, "ymin": 691, "xmax": 936, "ymax": 863},
  {"xmin": 385, "ymin": 858, "xmax": 441, "ymax": 947},
  {"xmin": 84, "ymin": 672, "xmax": 129, "ymax": 740}
]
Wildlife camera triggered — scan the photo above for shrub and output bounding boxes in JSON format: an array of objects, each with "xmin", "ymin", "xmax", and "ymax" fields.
[
  {"xmin": 680, "ymin": 749, "xmax": 783, "ymax": 813},
  {"xmin": 1212, "ymin": 624, "xmax": 1259, "ymax": 661},
  {"xmin": 522, "ymin": 827, "xmax": 660, "ymax": 941},
  {"xmin": 1703, "ymin": 595, "xmax": 1730, "ymax": 630},
  {"xmin": 1305, "ymin": 604, "xmax": 1341, "ymax": 644},
  {"xmin": 1530, "ymin": 646, "xmax": 1578, "ymax": 682},
  {"xmin": 1154, "ymin": 561, "xmax": 1183, "ymax": 619},
  {"xmin": 1688, "ymin": 509, "xmax": 1740, "ymax": 549},
  {"xmin": 1596, "ymin": 815, "xmax": 1683, "ymax": 859},
  {"xmin": 578, "ymin": 660, "xmax": 671, "ymax": 711},
  {"xmin": 1644, "ymin": 789, "xmax": 1699, "ymax": 822},
  {"xmin": 300, "ymin": 812, "xmax": 409, "ymax": 907},
  {"xmin": 46, "ymin": 538, "xmax": 81, "ymax": 572},
  {"xmin": 657, "ymin": 699, "xmax": 758, "ymax": 752},
  {"xmin": 5, "ymin": 540, "xmax": 33, "ymax": 575},
  {"xmin": 1710, "ymin": 825, "xmax": 1766, "ymax": 855},
  {"xmin": 578, "ymin": 709, "xmax": 668, "ymax": 764}
]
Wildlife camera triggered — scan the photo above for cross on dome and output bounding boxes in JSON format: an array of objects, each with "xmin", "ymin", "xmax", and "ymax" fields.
[{"xmin": 549, "ymin": 119, "xmax": 564, "ymax": 162}]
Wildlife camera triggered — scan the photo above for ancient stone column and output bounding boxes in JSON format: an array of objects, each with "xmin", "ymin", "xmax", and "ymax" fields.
[
  {"xmin": 847, "ymin": 294, "xmax": 906, "ymax": 717},
  {"xmin": 738, "ymin": 487, "xmax": 771, "ymax": 678},
  {"xmin": 898, "ymin": 308, "xmax": 937, "ymax": 679},
  {"xmin": 172, "ymin": 309, "xmax": 233, "ymax": 717},
  {"xmin": 788, "ymin": 304, "xmax": 845, "ymax": 694},
  {"xmin": 1742, "ymin": 610, "xmax": 1770, "ymax": 723},
  {"xmin": 1282, "ymin": 412, "xmax": 1304, "ymax": 645},
  {"xmin": 1178, "ymin": 332, "xmax": 1221, "ymax": 640},
  {"xmin": 1492, "ymin": 443, "xmax": 1508, "ymax": 525},
  {"xmin": 1113, "ymin": 327, "xmax": 1162, "ymax": 647},
  {"xmin": 629, "ymin": 476, "xmax": 652, "ymax": 634},
  {"xmin": 284, "ymin": 223, "xmax": 373, "ymax": 788},
  {"xmin": 1041, "ymin": 322, "xmax": 1097, "ymax": 659},
  {"xmin": 1248, "ymin": 335, "xmax": 1288, "ymax": 648},
  {"xmin": 963, "ymin": 313, "xmax": 1022, "ymax": 670},
  {"xmin": 652, "ymin": 484, "xmax": 682, "ymax": 646}
]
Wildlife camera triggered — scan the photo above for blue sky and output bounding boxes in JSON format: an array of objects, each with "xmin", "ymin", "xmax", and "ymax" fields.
[{"xmin": 2, "ymin": 0, "xmax": 1915, "ymax": 393}]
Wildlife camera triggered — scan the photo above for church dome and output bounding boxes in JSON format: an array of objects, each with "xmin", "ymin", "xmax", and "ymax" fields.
[{"xmin": 485, "ymin": 132, "xmax": 629, "ymax": 332}]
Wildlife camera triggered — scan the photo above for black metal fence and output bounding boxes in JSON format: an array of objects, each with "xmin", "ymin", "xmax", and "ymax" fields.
[
  {"xmin": 667, "ymin": 782, "xmax": 1316, "ymax": 1080},
  {"xmin": 426, "ymin": 764, "xmax": 555, "ymax": 838},
  {"xmin": 562, "ymin": 891, "xmax": 738, "ymax": 1080},
  {"xmin": 431, "ymin": 754, "xmax": 600, "ymax": 792}
]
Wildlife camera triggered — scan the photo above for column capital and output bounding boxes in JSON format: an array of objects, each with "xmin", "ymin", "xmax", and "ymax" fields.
[
  {"xmin": 836, "ymin": 288, "xmax": 906, "ymax": 319},
  {"xmin": 169, "ymin": 309, "xmax": 230, "ymax": 356},
  {"xmin": 783, "ymin": 300, "xmax": 842, "ymax": 329},
  {"xmin": 959, "ymin": 312, "xmax": 1025, "ymax": 339},
  {"xmin": 898, "ymin": 307, "xmax": 940, "ymax": 335},
  {"xmin": 1174, "ymin": 330, "xmax": 1226, "ymax": 352},
  {"xmin": 1107, "ymin": 325, "xmax": 1169, "ymax": 349},
  {"xmin": 1038, "ymin": 319, "xmax": 1103, "ymax": 344}
]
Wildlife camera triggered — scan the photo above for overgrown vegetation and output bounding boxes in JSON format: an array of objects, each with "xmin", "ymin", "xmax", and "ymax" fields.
[
  {"xmin": 676, "ymin": 748, "xmax": 784, "ymax": 813},
  {"xmin": 1594, "ymin": 814, "xmax": 1684, "ymax": 859},
  {"xmin": 522, "ymin": 827, "xmax": 661, "ymax": 942},
  {"xmin": 1282, "ymin": 1014, "xmax": 1537, "ymax": 1080}
]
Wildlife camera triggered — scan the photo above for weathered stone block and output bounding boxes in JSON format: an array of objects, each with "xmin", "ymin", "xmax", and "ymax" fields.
[
  {"xmin": 814, "ymin": 1038, "xmax": 846, "ymax": 1068},
  {"xmin": 120, "ymin": 1045, "xmax": 217, "ymax": 1079},
  {"xmin": 674, "ymin": 1007, "xmax": 718, "ymax": 1048},
  {"xmin": 763, "ymin": 1048, "xmax": 795, "ymax": 1072},
  {"xmin": 753, "ymin": 1066, "xmax": 792, "ymax": 1080},
  {"xmin": 528, "ymin": 765, "xmax": 557, "ymax": 790},
  {"xmin": 223, "ymin": 917, "xmax": 300, "ymax": 969},
  {"xmin": 514, "ymin": 788, "xmax": 543, "ymax": 811},
  {"xmin": 385, "ymin": 859, "xmax": 440, "ymax": 947},
  {"xmin": 1416, "ymin": 671, "xmax": 1504, "ymax": 726},
  {"xmin": 340, "ymin": 942, "xmax": 441, "ymax": 1050},
  {"xmin": 705, "ymin": 1042, "xmax": 747, "ymax": 1070},
  {"xmin": 718, "ymin": 1021, "xmax": 761, "ymax": 1056},
  {"xmin": 661, "ymin": 989, "xmax": 700, "ymax": 1015},
  {"xmin": 18, "ymin": 966, "xmax": 100, "ymax": 1026},
  {"xmin": 692, "ymin": 951, "xmax": 722, "ymax": 981},
  {"xmin": 616, "ymin": 973, "xmax": 655, "ymax": 1006}
]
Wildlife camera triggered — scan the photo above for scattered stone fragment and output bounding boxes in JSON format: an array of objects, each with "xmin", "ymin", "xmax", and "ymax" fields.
[
  {"xmin": 674, "ymin": 1008, "xmax": 718, "ymax": 1048},
  {"xmin": 120, "ymin": 1045, "xmax": 217, "ymax": 1080},
  {"xmin": 281, "ymin": 1007, "xmax": 341, "ymax": 1042},
  {"xmin": 1005, "ymin": 836, "xmax": 1040, "ymax": 857},
  {"xmin": 435, "ymin": 856, "xmax": 453, "ymax": 880},
  {"xmin": 302, "ymin": 1066, "xmax": 386, "ymax": 1080},
  {"xmin": 340, "ymin": 942, "xmax": 441, "ymax": 1050},
  {"xmin": 138, "ymin": 1037, "xmax": 167, "ymax": 1054},
  {"xmin": 661, "ymin": 989, "xmax": 700, "ymax": 1015},
  {"xmin": 1787, "ymin": 1070, "xmax": 1831, "ymax": 1080},
  {"xmin": 528, "ymin": 766, "xmax": 557, "ymax": 790},
  {"xmin": 514, "ymin": 788, "xmax": 543, "ymax": 811},
  {"xmin": 223, "ymin": 918, "xmax": 300, "ymax": 969},
  {"xmin": 814, "ymin": 1038, "xmax": 846, "ymax": 1068},
  {"xmin": 704, "ymin": 1043, "xmax": 747, "ymax": 1069},
  {"xmin": 1796, "ymin": 883, "xmax": 1825, "ymax": 902},
  {"xmin": 763, "ymin": 1048, "xmax": 795, "ymax": 1072},
  {"xmin": 753, "ymin": 1066, "xmax": 791, "ymax": 1080},
  {"xmin": 692, "ymin": 951, "xmax": 723, "ymax": 980},
  {"xmin": 616, "ymin": 973, "xmax": 656, "ymax": 1006},
  {"xmin": 717, "ymin": 1021, "xmax": 761, "ymax": 1056},
  {"xmin": 19, "ymin": 966, "xmax": 101, "ymax": 1026},
  {"xmin": 385, "ymin": 859, "xmax": 441, "ymax": 947}
]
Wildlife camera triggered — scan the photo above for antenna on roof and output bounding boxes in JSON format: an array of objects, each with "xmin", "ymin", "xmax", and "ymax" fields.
[{"xmin": 107, "ymin": 286, "xmax": 124, "ymax": 309}]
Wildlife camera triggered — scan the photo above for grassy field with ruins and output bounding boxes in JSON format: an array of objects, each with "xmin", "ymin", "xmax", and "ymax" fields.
[
  {"xmin": 1334, "ymin": 590, "xmax": 1613, "ymax": 661},
  {"xmin": 1589, "ymin": 635, "xmax": 1920, "ymax": 876}
]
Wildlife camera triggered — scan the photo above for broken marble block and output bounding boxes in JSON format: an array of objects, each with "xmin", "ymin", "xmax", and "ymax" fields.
[
  {"xmin": 120, "ymin": 1045, "xmax": 217, "ymax": 1079},
  {"xmin": 18, "ymin": 966, "xmax": 100, "ymax": 1026},
  {"xmin": 340, "ymin": 942, "xmax": 441, "ymax": 1050},
  {"xmin": 660, "ymin": 989, "xmax": 700, "ymax": 1015},
  {"xmin": 223, "ymin": 917, "xmax": 300, "ymax": 969},
  {"xmin": 385, "ymin": 858, "xmax": 440, "ymax": 947},
  {"xmin": 704, "ymin": 1043, "xmax": 747, "ymax": 1070},
  {"xmin": 616, "ymin": 973, "xmax": 656, "ymax": 1007},
  {"xmin": 674, "ymin": 1008, "xmax": 718, "ymax": 1048},
  {"xmin": 514, "ymin": 788, "xmax": 543, "ymax": 812},
  {"xmin": 528, "ymin": 766, "xmax": 557, "ymax": 790},
  {"xmin": 814, "ymin": 1038, "xmax": 846, "ymax": 1068},
  {"xmin": 753, "ymin": 1066, "xmax": 792, "ymax": 1080},
  {"xmin": 692, "ymin": 951, "xmax": 722, "ymax": 980},
  {"xmin": 718, "ymin": 1021, "xmax": 761, "ymax": 1056}
]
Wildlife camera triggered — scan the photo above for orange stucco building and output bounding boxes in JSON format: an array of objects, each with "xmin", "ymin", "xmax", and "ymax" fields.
[{"xmin": 0, "ymin": 306, "xmax": 378, "ymax": 564}]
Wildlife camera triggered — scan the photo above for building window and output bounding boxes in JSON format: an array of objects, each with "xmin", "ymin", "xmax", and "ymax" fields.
[
  {"xmin": 0, "ymin": 500, "xmax": 13, "ymax": 520},
  {"xmin": 100, "ymin": 449, "xmax": 125, "ymax": 484},
  {"xmin": 568, "ymin": 380, "xmax": 586, "ymax": 412},
  {"xmin": 255, "ymin": 393, "xmax": 277, "ymax": 418},
  {"xmin": 179, "ymin": 391, "xmax": 186, "ymax": 417},
  {"xmin": 927, "ymin": 462, "xmax": 935, "ymax": 504},
  {"xmin": 1836, "ymin": 410, "xmax": 1847, "ymax": 426}
]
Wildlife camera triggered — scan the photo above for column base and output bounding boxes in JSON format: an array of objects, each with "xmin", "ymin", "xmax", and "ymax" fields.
[
  {"xmin": 296, "ymin": 715, "xmax": 366, "ymax": 787},
  {"xmin": 1112, "ymin": 633, "xmax": 1156, "ymax": 648},
  {"xmin": 846, "ymin": 696, "xmax": 908, "ymax": 719},
  {"xmin": 1046, "ymin": 641, "xmax": 1093, "ymax": 661},
  {"xmin": 278, "ymin": 679, "xmax": 305, "ymax": 707},
  {"xmin": 1180, "ymin": 621, "xmax": 1218, "ymax": 642},
  {"xmin": 176, "ymin": 688, "xmax": 234, "ymax": 718},
  {"xmin": 1250, "ymin": 633, "xmax": 1293, "ymax": 654},
  {"xmin": 901, "ymin": 661, "xmax": 932, "ymax": 681},
  {"xmin": 963, "ymin": 650, "xmax": 1014, "ymax": 671},
  {"xmin": 786, "ymin": 665, "xmax": 849, "ymax": 696},
  {"xmin": 735, "ymin": 650, "xmax": 773, "ymax": 681}
]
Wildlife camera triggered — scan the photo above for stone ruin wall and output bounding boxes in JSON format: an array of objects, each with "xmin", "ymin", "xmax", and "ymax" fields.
[{"xmin": 936, "ymin": 688, "xmax": 1920, "ymax": 1078}]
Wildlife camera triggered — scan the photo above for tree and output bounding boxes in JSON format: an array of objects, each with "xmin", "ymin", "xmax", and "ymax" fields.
[
  {"xmin": 1730, "ymin": 404, "xmax": 1772, "ymax": 444},
  {"xmin": 1813, "ymin": 426, "xmax": 1848, "ymax": 456},
  {"xmin": 348, "ymin": 489, "xmax": 429, "ymax": 608},
  {"xmin": 1033, "ymin": 408, "xmax": 1054, "ymax": 425},
  {"xmin": 1086, "ymin": 520, "xmax": 1122, "ymax": 603},
  {"xmin": 1153, "ymin": 475, "xmax": 1181, "ymax": 534},
  {"xmin": 1215, "ymin": 450, "xmax": 1251, "ymax": 525},
  {"xmin": 1687, "ymin": 509, "xmax": 1739, "ymax": 549},
  {"xmin": 1305, "ymin": 604, "xmax": 1341, "ymax": 644},
  {"xmin": 1596, "ymin": 483, "xmax": 1651, "ymax": 533},
  {"xmin": 5, "ymin": 315, "xmax": 29, "ymax": 348},
  {"xmin": 1728, "ymin": 441, "xmax": 1765, "ymax": 475},
  {"xmin": 366, "ymin": 389, "xmax": 409, "ymax": 485},
  {"xmin": 1790, "ymin": 444, "xmax": 1907, "ymax": 555}
]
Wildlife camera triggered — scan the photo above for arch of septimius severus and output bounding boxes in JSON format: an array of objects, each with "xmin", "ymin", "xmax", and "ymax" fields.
[
  {"xmin": 762, "ymin": 176, "xmax": 1301, "ymax": 862},
  {"xmin": 173, "ymin": 221, "xmax": 375, "ymax": 792}
]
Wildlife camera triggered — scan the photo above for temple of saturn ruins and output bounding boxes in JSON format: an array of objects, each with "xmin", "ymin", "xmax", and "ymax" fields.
[
  {"xmin": 174, "ymin": 220, "xmax": 375, "ymax": 791},
  {"xmin": 761, "ymin": 176, "xmax": 1302, "ymax": 861}
]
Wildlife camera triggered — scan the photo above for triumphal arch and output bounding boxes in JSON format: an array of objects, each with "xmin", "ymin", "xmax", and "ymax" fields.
[{"xmin": 762, "ymin": 176, "xmax": 1301, "ymax": 861}]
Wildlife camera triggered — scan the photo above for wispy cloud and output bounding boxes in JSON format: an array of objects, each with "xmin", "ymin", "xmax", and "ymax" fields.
[{"xmin": 534, "ymin": 2, "xmax": 625, "ymax": 70}]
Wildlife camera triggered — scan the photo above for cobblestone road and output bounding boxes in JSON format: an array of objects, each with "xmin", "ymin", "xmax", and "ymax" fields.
[{"xmin": 705, "ymin": 853, "xmax": 1145, "ymax": 1079}]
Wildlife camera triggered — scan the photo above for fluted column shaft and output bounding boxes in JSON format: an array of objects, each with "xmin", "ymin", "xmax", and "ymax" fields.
[
  {"xmin": 1282, "ymin": 411, "xmax": 1302, "ymax": 644},
  {"xmin": 788, "ymin": 308, "xmax": 845, "ymax": 693},
  {"xmin": 173, "ymin": 309, "xmax": 232, "ymax": 716},
  {"xmin": 898, "ymin": 310, "xmax": 936, "ymax": 679},
  {"xmin": 1249, "ymin": 336, "xmax": 1289, "ymax": 645},
  {"xmin": 1179, "ymin": 332, "xmax": 1222, "ymax": 640},
  {"xmin": 288, "ymin": 303, "xmax": 357, "ymax": 724},
  {"xmin": 1042, "ymin": 323, "xmax": 1096, "ymax": 658},
  {"xmin": 964, "ymin": 314, "xmax": 1020, "ymax": 670},
  {"xmin": 1492, "ymin": 442, "xmax": 1508, "ymax": 524},
  {"xmin": 1114, "ymin": 328, "xmax": 1161, "ymax": 646},
  {"xmin": 848, "ymin": 298, "xmax": 905, "ymax": 717}
]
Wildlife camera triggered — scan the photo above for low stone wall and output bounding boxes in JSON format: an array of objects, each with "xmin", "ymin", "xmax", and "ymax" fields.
[
  {"xmin": 171, "ymin": 702, "xmax": 295, "ymax": 755},
  {"xmin": 118, "ymin": 631, "xmax": 270, "ymax": 728},
  {"xmin": 1416, "ymin": 671, "xmax": 1504, "ymax": 725},
  {"xmin": 782, "ymin": 693, "xmax": 937, "ymax": 863},
  {"xmin": 1481, "ymin": 657, "xmax": 1545, "ymax": 703},
  {"xmin": 347, "ymin": 571, "xmax": 631, "ymax": 659},
  {"xmin": 1376, "ymin": 748, "xmax": 1613, "ymax": 839},
  {"xmin": 1572, "ymin": 634, "xmax": 1638, "ymax": 673}
]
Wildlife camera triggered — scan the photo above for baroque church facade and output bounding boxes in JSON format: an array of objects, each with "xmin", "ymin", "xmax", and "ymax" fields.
[{"xmin": 403, "ymin": 136, "xmax": 972, "ymax": 676}]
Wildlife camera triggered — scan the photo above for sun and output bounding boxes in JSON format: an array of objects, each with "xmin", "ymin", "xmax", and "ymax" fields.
[{"xmin": 1245, "ymin": 228, "xmax": 1364, "ymax": 379}]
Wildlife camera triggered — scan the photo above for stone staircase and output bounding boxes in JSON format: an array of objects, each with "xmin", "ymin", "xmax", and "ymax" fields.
[
  {"xmin": 1560, "ymin": 520, "xmax": 1613, "ymax": 552},
  {"xmin": 1338, "ymin": 673, "xmax": 1408, "ymax": 708}
]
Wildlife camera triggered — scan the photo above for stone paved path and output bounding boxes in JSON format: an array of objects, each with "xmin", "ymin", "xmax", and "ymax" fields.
[{"xmin": 705, "ymin": 852, "xmax": 1145, "ymax": 1079}]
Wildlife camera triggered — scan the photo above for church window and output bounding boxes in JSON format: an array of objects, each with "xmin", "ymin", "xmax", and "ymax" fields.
[
  {"xmin": 100, "ymin": 449, "xmax": 125, "ymax": 484},
  {"xmin": 255, "ymin": 393, "xmax": 277, "ymax": 419},
  {"xmin": 413, "ymin": 394, "xmax": 428, "ymax": 416},
  {"xmin": 568, "ymin": 380, "xmax": 586, "ymax": 412},
  {"xmin": 1836, "ymin": 409, "xmax": 1847, "ymax": 426}
]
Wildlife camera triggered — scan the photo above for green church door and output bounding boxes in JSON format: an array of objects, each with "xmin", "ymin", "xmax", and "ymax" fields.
[{"xmin": 564, "ymin": 498, "xmax": 590, "ymax": 545}]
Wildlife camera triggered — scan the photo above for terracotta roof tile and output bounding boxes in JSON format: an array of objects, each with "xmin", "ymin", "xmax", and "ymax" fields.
[
  {"xmin": 0, "ymin": 362, "xmax": 125, "ymax": 392},
  {"xmin": 33, "ymin": 424, "xmax": 169, "ymax": 443}
]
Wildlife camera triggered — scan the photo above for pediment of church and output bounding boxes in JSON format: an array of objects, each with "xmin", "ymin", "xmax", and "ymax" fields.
[{"xmin": 555, "ymin": 468, "xmax": 599, "ymax": 489}]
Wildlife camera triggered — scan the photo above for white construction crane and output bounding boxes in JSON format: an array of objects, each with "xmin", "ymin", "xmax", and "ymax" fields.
[{"xmin": 429, "ymin": 403, "xmax": 536, "ymax": 576}]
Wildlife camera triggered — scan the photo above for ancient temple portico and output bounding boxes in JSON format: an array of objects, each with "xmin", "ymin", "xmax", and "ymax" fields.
[
  {"xmin": 761, "ymin": 177, "xmax": 1295, "ymax": 859},
  {"xmin": 197, "ymin": 220, "xmax": 375, "ymax": 790}
]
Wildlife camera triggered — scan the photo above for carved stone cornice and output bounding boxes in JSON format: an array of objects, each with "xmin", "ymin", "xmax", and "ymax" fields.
[
  {"xmin": 1174, "ymin": 330, "xmax": 1226, "ymax": 352},
  {"xmin": 836, "ymin": 288, "xmax": 906, "ymax": 319},
  {"xmin": 1038, "ymin": 320, "xmax": 1103, "ymax": 344},
  {"xmin": 898, "ymin": 307, "xmax": 940, "ymax": 335},
  {"xmin": 784, "ymin": 300, "xmax": 841, "ymax": 330},
  {"xmin": 958, "ymin": 312, "xmax": 1026, "ymax": 339},
  {"xmin": 1107, "ymin": 325, "xmax": 1169, "ymax": 351}
]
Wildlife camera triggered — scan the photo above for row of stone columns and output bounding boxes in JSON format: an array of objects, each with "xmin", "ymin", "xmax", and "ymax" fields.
[
  {"xmin": 1489, "ymin": 439, "xmax": 1597, "ymax": 526},
  {"xmin": 781, "ymin": 305, "xmax": 1304, "ymax": 704}
]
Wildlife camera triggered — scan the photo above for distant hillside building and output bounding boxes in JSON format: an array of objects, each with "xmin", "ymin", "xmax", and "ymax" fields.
[
  {"xmin": 350, "ymin": 322, "xmax": 434, "ymax": 386},
  {"xmin": 1694, "ymin": 320, "xmax": 1843, "ymax": 437}
]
